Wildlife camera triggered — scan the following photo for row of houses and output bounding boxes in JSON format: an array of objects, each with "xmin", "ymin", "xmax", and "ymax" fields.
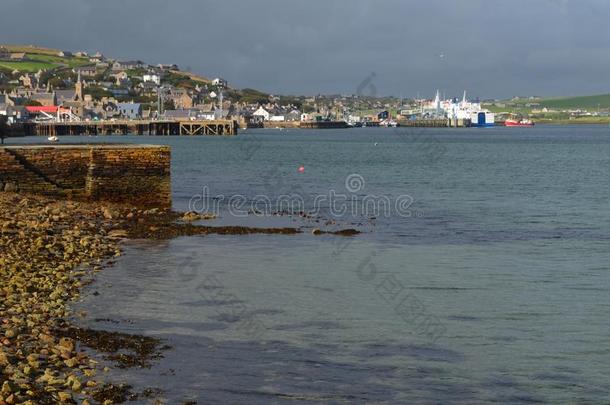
[{"xmin": 252, "ymin": 106, "xmax": 301, "ymax": 122}]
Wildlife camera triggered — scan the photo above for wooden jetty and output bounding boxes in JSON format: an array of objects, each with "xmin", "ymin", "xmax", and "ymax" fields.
[{"xmin": 25, "ymin": 119, "xmax": 239, "ymax": 136}]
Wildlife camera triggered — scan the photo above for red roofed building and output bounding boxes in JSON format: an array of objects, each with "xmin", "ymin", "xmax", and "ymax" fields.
[{"xmin": 25, "ymin": 106, "xmax": 59, "ymax": 114}]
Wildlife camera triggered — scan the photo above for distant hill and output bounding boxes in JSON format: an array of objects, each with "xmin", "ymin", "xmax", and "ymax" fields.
[
  {"xmin": 0, "ymin": 44, "xmax": 273, "ymax": 105},
  {"xmin": 496, "ymin": 93, "xmax": 610, "ymax": 111},
  {"xmin": 529, "ymin": 94, "xmax": 610, "ymax": 110},
  {"xmin": 4, "ymin": 45, "xmax": 62, "ymax": 56}
]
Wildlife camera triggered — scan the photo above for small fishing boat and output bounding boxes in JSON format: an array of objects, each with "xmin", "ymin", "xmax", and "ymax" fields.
[
  {"xmin": 505, "ymin": 119, "xmax": 535, "ymax": 127},
  {"xmin": 48, "ymin": 135, "xmax": 59, "ymax": 142}
]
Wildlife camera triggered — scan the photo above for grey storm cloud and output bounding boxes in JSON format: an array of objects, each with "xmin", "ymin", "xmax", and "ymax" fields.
[{"xmin": 1, "ymin": 0, "xmax": 610, "ymax": 98}]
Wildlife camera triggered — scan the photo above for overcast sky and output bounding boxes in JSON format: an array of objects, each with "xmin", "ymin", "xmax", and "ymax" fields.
[{"xmin": 1, "ymin": 0, "xmax": 609, "ymax": 98}]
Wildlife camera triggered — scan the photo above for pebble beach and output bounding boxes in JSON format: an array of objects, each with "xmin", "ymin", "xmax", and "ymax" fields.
[
  {"xmin": 0, "ymin": 192, "xmax": 229, "ymax": 404},
  {"xmin": 0, "ymin": 191, "xmax": 323, "ymax": 404}
]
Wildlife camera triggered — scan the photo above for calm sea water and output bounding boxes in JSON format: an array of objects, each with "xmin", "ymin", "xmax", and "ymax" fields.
[{"xmin": 13, "ymin": 127, "xmax": 610, "ymax": 403}]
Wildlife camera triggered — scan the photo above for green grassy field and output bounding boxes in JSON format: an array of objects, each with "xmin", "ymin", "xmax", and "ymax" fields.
[
  {"xmin": 27, "ymin": 54, "xmax": 90, "ymax": 68},
  {"xmin": 4, "ymin": 45, "xmax": 61, "ymax": 56},
  {"xmin": 508, "ymin": 94, "xmax": 610, "ymax": 110},
  {"xmin": 536, "ymin": 116, "xmax": 610, "ymax": 125},
  {"xmin": 0, "ymin": 60, "xmax": 56, "ymax": 72},
  {"xmin": 0, "ymin": 44, "xmax": 91, "ymax": 72}
]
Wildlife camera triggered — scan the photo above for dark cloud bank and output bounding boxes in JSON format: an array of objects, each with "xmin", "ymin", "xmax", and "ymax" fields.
[{"xmin": 1, "ymin": 0, "xmax": 609, "ymax": 98}]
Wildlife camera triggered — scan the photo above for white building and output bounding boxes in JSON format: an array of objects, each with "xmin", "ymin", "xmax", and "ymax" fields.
[
  {"xmin": 270, "ymin": 115, "xmax": 285, "ymax": 122},
  {"xmin": 198, "ymin": 111, "xmax": 216, "ymax": 120},
  {"xmin": 212, "ymin": 77, "xmax": 228, "ymax": 88},
  {"xmin": 253, "ymin": 107, "xmax": 270, "ymax": 121},
  {"xmin": 143, "ymin": 74, "xmax": 161, "ymax": 85}
]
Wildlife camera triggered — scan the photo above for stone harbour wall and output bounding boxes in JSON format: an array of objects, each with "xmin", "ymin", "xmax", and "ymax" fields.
[{"xmin": 0, "ymin": 145, "xmax": 171, "ymax": 208}]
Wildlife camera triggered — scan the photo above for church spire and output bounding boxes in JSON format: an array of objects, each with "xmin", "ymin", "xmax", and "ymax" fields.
[{"xmin": 75, "ymin": 70, "xmax": 83, "ymax": 102}]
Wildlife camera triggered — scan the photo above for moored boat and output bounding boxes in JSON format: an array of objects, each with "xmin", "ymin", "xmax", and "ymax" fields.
[{"xmin": 505, "ymin": 119, "xmax": 535, "ymax": 127}]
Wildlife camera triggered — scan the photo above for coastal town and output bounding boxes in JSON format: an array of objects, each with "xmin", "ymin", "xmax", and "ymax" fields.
[
  {"xmin": 3, "ymin": 45, "xmax": 610, "ymax": 136},
  {"xmin": 0, "ymin": 45, "xmax": 400, "ymax": 131},
  {"xmin": 3, "ymin": 0, "xmax": 610, "ymax": 402}
]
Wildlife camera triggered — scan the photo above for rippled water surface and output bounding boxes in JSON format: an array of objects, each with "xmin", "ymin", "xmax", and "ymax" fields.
[{"xmin": 14, "ymin": 126, "xmax": 610, "ymax": 403}]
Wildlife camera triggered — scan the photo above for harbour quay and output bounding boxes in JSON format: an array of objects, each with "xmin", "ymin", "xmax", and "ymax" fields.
[
  {"xmin": 23, "ymin": 119, "xmax": 239, "ymax": 136},
  {"xmin": 0, "ymin": 144, "xmax": 171, "ymax": 207}
]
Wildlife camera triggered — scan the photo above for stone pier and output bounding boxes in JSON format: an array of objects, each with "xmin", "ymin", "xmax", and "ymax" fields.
[{"xmin": 0, "ymin": 145, "xmax": 171, "ymax": 208}]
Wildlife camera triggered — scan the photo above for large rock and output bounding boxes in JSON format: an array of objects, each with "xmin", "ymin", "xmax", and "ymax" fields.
[{"xmin": 4, "ymin": 182, "xmax": 17, "ymax": 192}]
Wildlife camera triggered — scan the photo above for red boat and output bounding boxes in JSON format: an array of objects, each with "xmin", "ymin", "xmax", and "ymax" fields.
[{"xmin": 505, "ymin": 119, "xmax": 535, "ymax": 127}]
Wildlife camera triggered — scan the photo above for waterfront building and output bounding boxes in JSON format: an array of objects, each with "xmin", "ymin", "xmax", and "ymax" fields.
[
  {"xmin": 253, "ymin": 106, "xmax": 271, "ymax": 121},
  {"xmin": 117, "ymin": 102, "xmax": 142, "ymax": 119}
]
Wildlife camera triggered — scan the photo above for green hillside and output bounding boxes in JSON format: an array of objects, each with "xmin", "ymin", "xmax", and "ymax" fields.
[
  {"xmin": 512, "ymin": 94, "xmax": 610, "ymax": 110},
  {"xmin": 0, "ymin": 45, "xmax": 90, "ymax": 72}
]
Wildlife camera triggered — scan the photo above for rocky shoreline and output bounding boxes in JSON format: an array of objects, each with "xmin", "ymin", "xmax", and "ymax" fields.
[
  {"xmin": 0, "ymin": 192, "xmax": 360, "ymax": 404},
  {"xmin": 0, "ymin": 193, "xmax": 176, "ymax": 404}
]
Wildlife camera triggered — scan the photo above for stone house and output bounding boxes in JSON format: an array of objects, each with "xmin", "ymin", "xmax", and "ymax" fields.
[
  {"xmin": 168, "ymin": 89, "xmax": 193, "ymax": 109},
  {"xmin": 111, "ymin": 71, "xmax": 130, "ymax": 87},
  {"xmin": 117, "ymin": 102, "xmax": 142, "ymax": 119},
  {"xmin": 157, "ymin": 63, "xmax": 179, "ymax": 71},
  {"xmin": 19, "ymin": 74, "xmax": 37, "ymax": 89},
  {"xmin": 30, "ymin": 92, "xmax": 56, "ymax": 107},
  {"xmin": 112, "ymin": 60, "xmax": 144, "ymax": 71},
  {"xmin": 90, "ymin": 52, "xmax": 104, "ymax": 63},
  {"xmin": 97, "ymin": 102, "xmax": 119, "ymax": 119},
  {"xmin": 10, "ymin": 53, "xmax": 26, "ymax": 61},
  {"xmin": 74, "ymin": 66, "xmax": 97, "ymax": 78},
  {"xmin": 63, "ymin": 101, "xmax": 85, "ymax": 119},
  {"xmin": 285, "ymin": 109, "xmax": 302, "ymax": 122},
  {"xmin": 54, "ymin": 89, "xmax": 77, "ymax": 105},
  {"xmin": 139, "ymin": 82, "xmax": 159, "ymax": 97}
]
